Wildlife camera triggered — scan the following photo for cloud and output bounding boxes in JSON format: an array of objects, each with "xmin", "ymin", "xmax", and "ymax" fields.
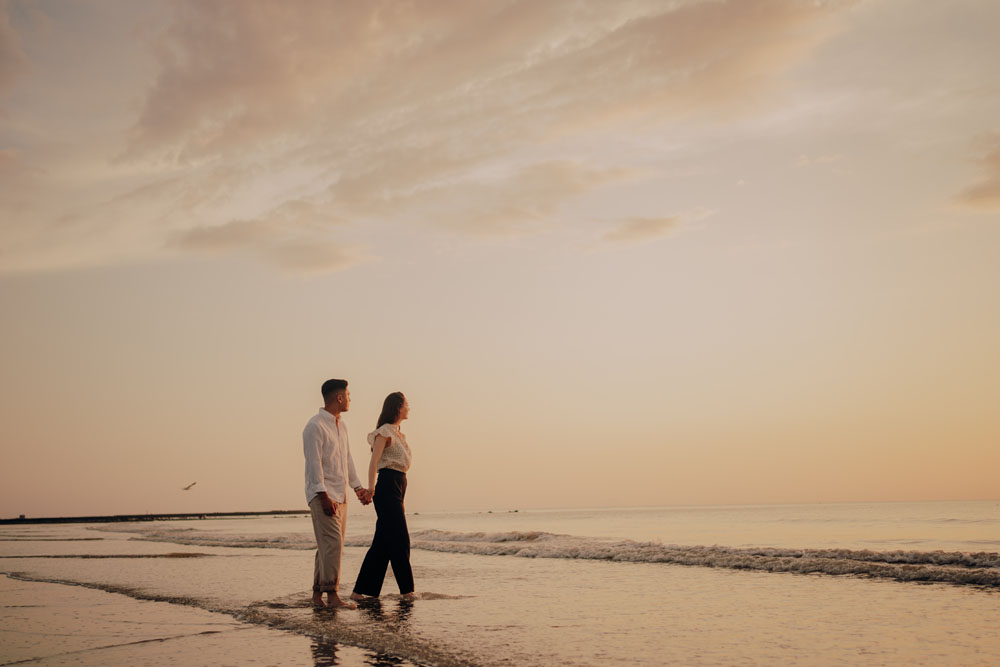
[
  {"xmin": 169, "ymin": 197, "xmax": 358, "ymax": 273},
  {"xmin": 172, "ymin": 218, "xmax": 276, "ymax": 252},
  {"xmin": 0, "ymin": 148, "xmax": 36, "ymax": 204},
  {"xmin": 171, "ymin": 196, "xmax": 344, "ymax": 250},
  {"xmin": 391, "ymin": 160, "xmax": 636, "ymax": 236},
  {"xmin": 1, "ymin": 0, "xmax": 853, "ymax": 273},
  {"xmin": 262, "ymin": 240, "xmax": 362, "ymax": 275},
  {"xmin": 128, "ymin": 0, "xmax": 847, "ymax": 166},
  {"xmin": 0, "ymin": 0, "xmax": 29, "ymax": 89},
  {"xmin": 955, "ymin": 136, "xmax": 1000, "ymax": 211},
  {"xmin": 125, "ymin": 0, "xmax": 850, "ymax": 184},
  {"xmin": 171, "ymin": 217, "xmax": 363, "ymax": 275},
  {"xmin": 0, "ymin": 149, "xmax": 61, "ymax": 269},
  {"xmin": 602, "ymin": 216, "xmax": 679, "ymax": 244}
]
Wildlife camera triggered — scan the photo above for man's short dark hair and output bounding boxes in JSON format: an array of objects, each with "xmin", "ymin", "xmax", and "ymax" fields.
[{"xmin": 321, "ymin": 379, "xmax": 348, "ymax": 403}]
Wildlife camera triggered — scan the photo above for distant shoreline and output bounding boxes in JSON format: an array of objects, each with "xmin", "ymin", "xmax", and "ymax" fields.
[{"xmin": 0, "ymin": 510, "xmax": 309, "ymax": 525}]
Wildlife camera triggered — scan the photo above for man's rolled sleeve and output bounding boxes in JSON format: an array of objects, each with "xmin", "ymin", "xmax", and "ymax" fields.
[{"xmin": 303, "ymin": 422, "xmax": 328, "ymax": 501}]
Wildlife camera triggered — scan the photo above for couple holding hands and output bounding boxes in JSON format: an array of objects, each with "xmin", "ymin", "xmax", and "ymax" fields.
[{"xmin": 302, "ymin": 379, "xmax": 414, "ymax": 609}]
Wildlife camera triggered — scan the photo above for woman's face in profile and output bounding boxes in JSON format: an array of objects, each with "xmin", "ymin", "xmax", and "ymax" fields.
[{"xmin": 400, "ymin": 398, "xmax": 410, "ymax": 421}]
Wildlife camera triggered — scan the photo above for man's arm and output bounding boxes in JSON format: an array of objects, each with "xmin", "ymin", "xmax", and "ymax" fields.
[
  {"xmin": 304, "ymin": 423, "xmax": 336, "ymax": 516},
  {"xmin": 346, "ymin": 442, "xmax": 368, "ymax": 504}
]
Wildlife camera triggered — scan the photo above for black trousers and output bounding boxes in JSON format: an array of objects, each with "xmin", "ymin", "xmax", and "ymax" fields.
[{"xmin": 353, "ymin": 468, "xmax": 414, "ymax": 596}]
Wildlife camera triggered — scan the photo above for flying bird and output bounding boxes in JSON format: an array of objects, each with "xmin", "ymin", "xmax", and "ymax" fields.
[{"xmin": 182, "ymin": 482, "xmax": 197, "ymax": 491}]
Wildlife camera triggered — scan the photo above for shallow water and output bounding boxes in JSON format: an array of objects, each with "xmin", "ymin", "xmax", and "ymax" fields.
[
  {"xmin": 0, "ymin": 575, "xmax": 412, "ymax": 666},
  {"xmin": 2, "ymin": 501, "xmax": 999, "ymax": 665}
]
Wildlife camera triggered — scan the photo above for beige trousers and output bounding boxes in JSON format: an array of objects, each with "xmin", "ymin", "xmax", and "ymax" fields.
[{"xmin": 308, "ymin": 496, "xmax": 347, "ymax": 593}]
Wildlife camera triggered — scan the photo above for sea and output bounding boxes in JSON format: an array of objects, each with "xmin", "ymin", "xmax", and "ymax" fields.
[{"xmin": 2, "ymin": 500, "xmax": 999, "ymax": 665}]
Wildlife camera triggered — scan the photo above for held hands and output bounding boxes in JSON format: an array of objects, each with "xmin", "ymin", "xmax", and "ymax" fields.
[{"xmin": 321, "ymin": 490, "xmax": 368, "ymax": 515}]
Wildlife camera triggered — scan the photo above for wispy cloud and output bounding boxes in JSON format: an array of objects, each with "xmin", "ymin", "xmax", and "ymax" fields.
[
  {"xmin": 262, "ymin": 241, "xmax": 363, "ymax": 275},
  {"xmin": 128, "ymin": 0, "xmax": 848, "ymax": 160},
  {"xmin": 396, "ymin": 160, "xmax": 637, "ymax": 236},
  {"xmin": 169, "ymin": 198, "xmax": 358, "ymax": 273},
  {"xmin": 1, "ymin": 0, "xmax": 854, "ymax": 273},
  {"xmin": 171, "ymin": 216, "xmax": 364, "ymax": 274},
  {"xmin": 602, "ymin": 216, "xmax": 679, "ymax": 244},
  {"xmin": 0, "ymin": 0, "xmax": 29, "ymax": 89},
  {"xmin": 172, "ymin": 218, "xmax": 277, "ymax": 252},
  {"xmin": 956, "ymin": 135, "xmax": 1000, "ymax": 211}
]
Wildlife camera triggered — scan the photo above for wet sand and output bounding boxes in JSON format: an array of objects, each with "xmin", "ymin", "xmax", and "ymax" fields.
[
  {"xmin": 3, "ymin": 506, "xmax": 999, "ymax": 666},
  {"xmin": 0, "ymin": 575, "xmax": 412, "ymax": 666}
]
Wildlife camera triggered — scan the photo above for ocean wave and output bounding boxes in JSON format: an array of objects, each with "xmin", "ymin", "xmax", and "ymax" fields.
[
  {"xmin": 91, "ymin": 525, "xmax": 316, "ymax": 550},
  {"xmin": 408, "ymin": 529, "xmax": 1000, "ymax": 567},
  {"xmin": 405, "ymin": 530, "xmax": 1000, "ymax": 587},
  {"xmin": 91, "ymin": 526, "xmax": 1000, "ymax": 588}
]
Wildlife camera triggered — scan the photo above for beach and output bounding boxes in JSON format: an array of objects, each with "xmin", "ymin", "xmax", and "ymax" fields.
[
  {"xmin": 0, "ymin": 576, "xmax": 386, "ymax": 666},
  {"xmin": 2, "ymin": 501, "xmax": 999, "ymax": 665},
  {"xmin": 4, "ymin": 2, "xmax": 1000, "ymax": 665}
]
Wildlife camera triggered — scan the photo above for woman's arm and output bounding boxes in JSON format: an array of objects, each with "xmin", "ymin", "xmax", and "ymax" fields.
[{"xmin": 367, "ymin": 434, "xmax": 388, "ymax": 496}]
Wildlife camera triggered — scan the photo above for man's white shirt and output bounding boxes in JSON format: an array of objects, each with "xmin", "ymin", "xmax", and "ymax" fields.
[{"xmin": 303, "ymin": 409, "xmax": 364, "ymax": 503}]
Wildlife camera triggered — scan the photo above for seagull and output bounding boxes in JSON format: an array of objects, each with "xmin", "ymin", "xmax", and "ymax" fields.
[{"xmin": 182, "ymin": 482, "xmax": 197, "ymax": 491}]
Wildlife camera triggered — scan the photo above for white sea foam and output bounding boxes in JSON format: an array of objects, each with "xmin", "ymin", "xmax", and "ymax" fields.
[{"xmin": 92, "ymin": 525, "xmax": 1000, "ymax": 588}]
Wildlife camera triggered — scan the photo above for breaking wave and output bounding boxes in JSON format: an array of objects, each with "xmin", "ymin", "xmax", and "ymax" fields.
[
  {"xmin": 91, "ymin": 525, "xmax": 315, "ymax": 550},
  {"xmin": 91, "ymin": 525, "xmax": 1000, "ymax": 588},
  {"xmin": 405, "ymin": 530, "xmax": 1000, "ymax": 588}
]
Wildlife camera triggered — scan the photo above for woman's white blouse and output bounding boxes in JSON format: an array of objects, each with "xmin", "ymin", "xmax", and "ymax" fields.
[{"xmin": 367, "ymin": 423, "xmax": 412, "ymax": 473}]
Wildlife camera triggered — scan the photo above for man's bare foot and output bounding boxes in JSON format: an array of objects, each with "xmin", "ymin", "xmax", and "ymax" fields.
[
  {"xmin": 400, "ymin": 592, "xmax": 416, "ymax": 600},
  {"xmin": 349, "ymin": 592, "xmax": 368, "ymax": 601},
  {"xmin": 325, "ymin": 593, "xmax": 357, "ymax": 609},
  {"xmin": 311, "ymin": 593, "xmax": 326, "ymax": 608}
]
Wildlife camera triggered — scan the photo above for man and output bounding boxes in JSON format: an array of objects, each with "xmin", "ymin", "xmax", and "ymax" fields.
[{"xmin": 303, "ymin": 378, "xmax": 369, "ymax": 609}]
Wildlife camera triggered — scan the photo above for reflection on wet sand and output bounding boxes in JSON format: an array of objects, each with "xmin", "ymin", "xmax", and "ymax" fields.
[
  {"xmin": 357, "ymin": 597, "xmax": 414, "ymax": 628},
  {"xmin": 309, "ymin": 634, "xmax": 413, "ymax": 667},
  {"xmin": 309, "ymin": 635, "xmax": 340, "ymax": 666},
  {"xmin": 308, "ymin": 598, "xmax": 418, "ymax": 666}
]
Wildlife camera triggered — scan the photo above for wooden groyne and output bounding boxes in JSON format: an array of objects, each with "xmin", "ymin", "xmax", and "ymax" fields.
[{"xmin": 0, "ymin": 510, "xmax": 309, "ymax": 525}]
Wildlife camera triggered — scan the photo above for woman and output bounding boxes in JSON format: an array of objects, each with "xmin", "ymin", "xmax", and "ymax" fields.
[{"xmin": 350, "ymin": 392, "xmax": 415, "ymax": 600}]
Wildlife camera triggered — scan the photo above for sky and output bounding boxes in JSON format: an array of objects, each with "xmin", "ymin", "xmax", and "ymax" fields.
[{"xmin": 1, "ymin": 0, "xmax": 998, "ymax": 518}]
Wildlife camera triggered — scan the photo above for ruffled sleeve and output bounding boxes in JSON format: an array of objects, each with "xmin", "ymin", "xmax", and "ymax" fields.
[{"xmin": 366, "ymin": 423, "xmax": 396, "ymax": 449}]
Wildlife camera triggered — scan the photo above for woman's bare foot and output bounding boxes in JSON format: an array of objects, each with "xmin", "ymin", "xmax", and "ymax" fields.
[
  {"xmin": 325, "ymin": 593, "xmax": 357, "ymax": 609},
  {"xmin": 311, "ymin": 593, "xmax": 326, "ymax": 608}
]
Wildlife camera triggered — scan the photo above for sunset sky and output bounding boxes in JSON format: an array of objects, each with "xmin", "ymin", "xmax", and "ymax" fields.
[{"xmin": 2, "ymin": 0, "xmax": 998, "ymax": 517}]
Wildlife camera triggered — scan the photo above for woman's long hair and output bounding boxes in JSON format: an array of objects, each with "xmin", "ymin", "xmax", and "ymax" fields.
[{"xmin": 376, "ymin": 392, "xmax": 406, "ymax": 428}]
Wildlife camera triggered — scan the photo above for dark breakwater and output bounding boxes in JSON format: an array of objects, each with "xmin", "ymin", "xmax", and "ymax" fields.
[{"xmin": 0, "ymin": 509, "xmax": 308, "ymax": 525}]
